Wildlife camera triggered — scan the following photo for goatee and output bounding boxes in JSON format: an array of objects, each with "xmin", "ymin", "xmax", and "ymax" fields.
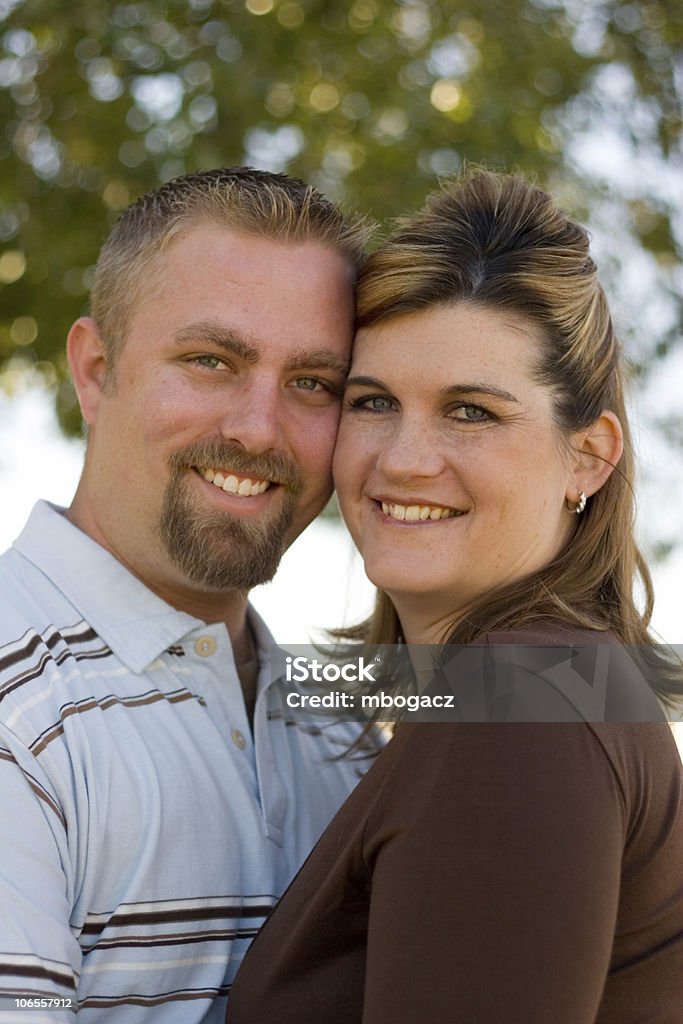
[{"xmin": 159, "ymin": 440, "xmax": 304, "ymax": 591}]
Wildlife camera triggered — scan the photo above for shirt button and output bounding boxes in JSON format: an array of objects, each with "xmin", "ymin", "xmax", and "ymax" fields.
[
  {"xmin": 231, "ymin": 729, "xmax": 246, "ymax": 750},
  {"xmin": 194, "ymin": 636, "xmax": 217, "ymax": 657}
]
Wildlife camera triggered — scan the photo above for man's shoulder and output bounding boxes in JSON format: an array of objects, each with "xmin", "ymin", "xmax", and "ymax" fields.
[
  {"xmin": 0, "ymin": 543, "xmax": 73, "ymax": 641},
  {"xmin": 0, "ymin": 502, "xmax": 86, "ymax": 636},
  {"xmin": 0, "ymin": 540, "xmax": 112, "ymax": 738}
]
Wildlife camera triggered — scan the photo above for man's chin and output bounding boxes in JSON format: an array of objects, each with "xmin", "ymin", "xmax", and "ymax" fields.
[
  {"xmin": 182, "ymin": 527, "xmax": 287, "ymax": 592},
  {"xmin": 160, "ymin": 487, "xmax": 295, "ymax": 593}
]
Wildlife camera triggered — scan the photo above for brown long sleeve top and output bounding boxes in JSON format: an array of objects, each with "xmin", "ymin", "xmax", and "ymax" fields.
[{"xmin": 228, "ymin": 631, "xmax": 683, "ymax": 1024}]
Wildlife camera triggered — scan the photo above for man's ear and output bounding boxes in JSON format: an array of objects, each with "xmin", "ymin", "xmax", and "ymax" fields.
[
  {"xmin": 568, "ymin": 410, "xmax": 624, "ymax": 504},
  {"xmin": 66, "ymin": 317, "xmax": 111, "ymax": 425}
]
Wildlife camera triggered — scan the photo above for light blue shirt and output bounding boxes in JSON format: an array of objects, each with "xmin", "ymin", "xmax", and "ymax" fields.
[{"xmin": 0, "ymin": 502, "xmax": 373, "ymax": 1022}]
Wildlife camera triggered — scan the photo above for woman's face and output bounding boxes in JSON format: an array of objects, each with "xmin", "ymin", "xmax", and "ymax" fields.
[{"xmin": 333, "ymin": 303, "xmax": 579, "ymax": 621}]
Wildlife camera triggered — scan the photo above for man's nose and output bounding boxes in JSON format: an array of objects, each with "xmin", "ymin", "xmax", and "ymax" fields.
[{"xmin": 216, "ymin": 379, "xmax": 286, "ymax": 454}]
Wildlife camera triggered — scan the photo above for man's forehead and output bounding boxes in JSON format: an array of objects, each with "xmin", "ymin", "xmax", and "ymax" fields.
[
  {"xmin": 162, "ymin": 220, "xmax": 355, "ymax": 273},
  {"xmin": 146, "ymin": 224, "xmax": 355, "ymax": 316}
]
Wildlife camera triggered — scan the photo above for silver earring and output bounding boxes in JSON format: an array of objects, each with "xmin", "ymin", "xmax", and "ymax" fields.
[{"xmin": 567, "ymin": 491, "xmax": 587, "ymax": 514}]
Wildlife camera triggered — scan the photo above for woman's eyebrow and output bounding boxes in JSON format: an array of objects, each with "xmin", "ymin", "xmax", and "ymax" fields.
[
  {"xmin": 344, "ymin": 375, "xmax": 390, "ymax": 390},
  {"xmin": 442, "ymin": 383, "xmax": 520, "ymax": 403},
  {"xmin": 345, "ymin": 377, "xmax": 519, "ymax": 403}
]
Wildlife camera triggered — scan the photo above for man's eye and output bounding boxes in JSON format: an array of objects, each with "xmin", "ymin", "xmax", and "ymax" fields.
[
  {"xmin": 289, "ymin": 376, "xmax": 343, "ymax": 402},
  {"xmin": 194, "ymin": 355, "xmax": 224, "ymax": 370},
  {"xmin": 293, "ymin": 376, "xmax": 342, "ymax": 395}
]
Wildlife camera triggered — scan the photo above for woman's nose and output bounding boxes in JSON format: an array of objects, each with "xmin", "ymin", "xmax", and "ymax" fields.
[{"xmin": 375, "ymin": 419, "xmax": 447, "ymax": 481}]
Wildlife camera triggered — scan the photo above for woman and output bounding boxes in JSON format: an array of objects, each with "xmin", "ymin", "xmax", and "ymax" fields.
[{"xmin": 228, "ymin": 171, "xmax": 683, "ymax": 1022}]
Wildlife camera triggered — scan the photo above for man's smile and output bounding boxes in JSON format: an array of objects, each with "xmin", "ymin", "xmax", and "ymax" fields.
[{"xmin": 198, "ymin": 467, "xmax": 273, "ymax": 497}]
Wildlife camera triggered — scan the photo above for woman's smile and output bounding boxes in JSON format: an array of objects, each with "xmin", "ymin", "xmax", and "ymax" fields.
[{"xmin": 373, "ymin": 496, "xmax": 465, "ymax": 522}]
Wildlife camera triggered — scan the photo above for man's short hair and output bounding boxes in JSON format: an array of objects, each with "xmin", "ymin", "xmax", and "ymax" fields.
[{"xmin": 91, "ymin": 166, "xmax": 371, "ymax": 364}]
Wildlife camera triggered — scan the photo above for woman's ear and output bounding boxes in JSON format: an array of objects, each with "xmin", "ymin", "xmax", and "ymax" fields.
[
  {"xmin": 568, "ymin": 410, "xmax": 624, "ymax": 503},
  {"xmin": 66, "ymin": 317, "xmax": 110, "ymax": 426}
]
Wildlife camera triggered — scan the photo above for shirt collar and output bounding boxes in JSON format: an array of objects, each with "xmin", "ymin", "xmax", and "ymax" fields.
[
  {"xmin": 248, "ymin": 602, "xmax": 287, "ymax": 683},
  {"xmin": 13, "ymin": 501, "xmax": 210, "ymax": 673}
]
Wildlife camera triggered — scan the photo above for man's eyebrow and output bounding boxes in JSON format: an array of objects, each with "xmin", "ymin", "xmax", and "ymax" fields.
[
  {"xmin": 173, "ymin": 324, "xmax": 348, "ymax": 375},
  {"xmin": 285, "ymin": 350, "xmax": 350, "ymax": 376},
  {"xmin": 173, "ymin": 321, "xmax": 260, "ymax": 364}
]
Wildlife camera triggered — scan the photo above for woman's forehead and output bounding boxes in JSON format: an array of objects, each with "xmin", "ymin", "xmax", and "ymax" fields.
[{"xmin": 350, "ymin": 304, "xmax": 544, "ymax": 381}]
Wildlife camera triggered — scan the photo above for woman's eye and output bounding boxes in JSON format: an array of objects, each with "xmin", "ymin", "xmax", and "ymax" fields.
[
  {"xmin": 450, "ymin": 403, "xmax": 491, "ymax": 422},
  {"xmin": 347, "ymin": 394, "xmax": 395, "ymax": 413}
]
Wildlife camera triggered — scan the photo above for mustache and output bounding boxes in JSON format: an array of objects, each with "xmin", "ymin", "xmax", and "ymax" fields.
[{"xmin": 169, "ymin": 440, "xmax": 305, "ymax": 495}]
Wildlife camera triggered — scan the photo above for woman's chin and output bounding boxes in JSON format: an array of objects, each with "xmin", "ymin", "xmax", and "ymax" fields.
[{"xmin": 364, "ymin": 561, "xmax": 452, "ymax": 602}]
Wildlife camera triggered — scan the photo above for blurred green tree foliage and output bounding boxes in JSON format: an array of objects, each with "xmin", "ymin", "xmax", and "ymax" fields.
[{"xmin": 0, "ymin": 0, "xmax": 681, "ymax": 432}]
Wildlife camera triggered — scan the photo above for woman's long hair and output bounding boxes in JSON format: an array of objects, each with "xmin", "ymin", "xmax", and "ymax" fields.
[{"xmin": 337, "ymin": 169, "xmax": 682, "ymax": 705}]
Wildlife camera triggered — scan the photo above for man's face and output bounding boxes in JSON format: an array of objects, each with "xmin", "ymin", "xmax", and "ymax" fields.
[{"xmin": 78, "ymin": 224, "xmax": 354, "ymax": 605}]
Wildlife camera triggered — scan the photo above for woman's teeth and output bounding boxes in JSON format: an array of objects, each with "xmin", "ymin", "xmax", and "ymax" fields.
[
  {"xmin": 381, "ymin": 502, "xmax": 460, "ymax": 522},
  {"xmin": 201, "ymin": 468, "xmax": 271, "ymax": 496}
]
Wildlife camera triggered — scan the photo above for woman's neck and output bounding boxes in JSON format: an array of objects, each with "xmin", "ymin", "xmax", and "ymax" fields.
[{"xmin": 391, "ymin": 592, "xmax": 466, "ymax": 646}]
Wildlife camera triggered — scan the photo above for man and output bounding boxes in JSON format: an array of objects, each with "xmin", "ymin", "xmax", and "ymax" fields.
[{"xmin": 0, "ymin": 168, "xmax": 373, "ymax": 1020}]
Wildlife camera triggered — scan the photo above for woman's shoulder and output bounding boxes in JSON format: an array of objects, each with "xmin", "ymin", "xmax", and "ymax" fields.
[
  {"xmin": 481, "ymin": 620, "xmax": 620, "ymax": 647},
  {"xmin": 471, "ymin": 621, "xmax": 669, "ymax": 724}
]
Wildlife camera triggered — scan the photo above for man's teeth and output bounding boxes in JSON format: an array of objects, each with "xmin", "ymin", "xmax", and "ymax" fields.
[
  {"xmin": 381, "ymin": 501, "xmax": 461, "ymax": 522},
  {"xmin": 201, "ymin": 468, "xmax": 271, "ymax": 496}
]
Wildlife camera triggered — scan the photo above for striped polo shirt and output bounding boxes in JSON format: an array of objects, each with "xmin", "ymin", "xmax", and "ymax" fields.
[{"xmin": 0, "ymin": 501, "xmax": 372, "ymax": 1022}]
